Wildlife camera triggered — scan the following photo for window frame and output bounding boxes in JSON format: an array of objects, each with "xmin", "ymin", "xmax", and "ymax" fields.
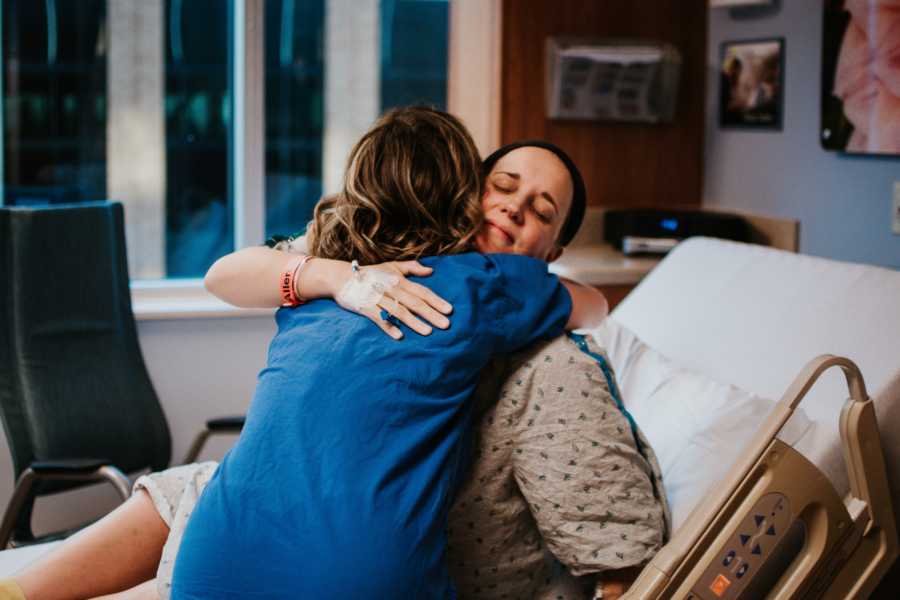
[
  {"xmin": 131, "ymin": 0, "xmax": 267, "ymax": 319},
  {"xmin": 1, "ymin": 0, "xmax": 501, "ymax": 320}
]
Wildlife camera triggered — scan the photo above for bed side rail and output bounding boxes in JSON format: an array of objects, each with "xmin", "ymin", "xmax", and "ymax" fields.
[{"xmin": 624, "ymin": 355, "xmax": 899, "ymax": 599}]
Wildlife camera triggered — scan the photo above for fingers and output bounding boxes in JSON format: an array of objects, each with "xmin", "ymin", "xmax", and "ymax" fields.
[
  {"xmin": 378, "ymin": 294, "xmax": 433, "ymax": 337},
  {"xmin": 364, "ymin": 309, "xmax": 403, "ymax": 340},
  {"xmin": 394, "ymin": 260, "xmax": 433, "ymax": 277},
  {"xmin": 374, "ymin": 261, "xmax": 453, "ymax": 316},
  {"xmin": 399, "ymin": 280, "xmax": 453, "ymax": 316},
  {"xmin": 392, "ymin": 287, "xmax": 450, "ymax": 330},
  {"xmin": 352, "ymin": 259, "xmax": 453, "ymax": 338}
]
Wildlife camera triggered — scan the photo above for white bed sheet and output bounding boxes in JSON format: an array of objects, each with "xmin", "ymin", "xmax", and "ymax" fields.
[
  {"xmin": 0, "ymin": 541, "xmax": 60, "ymax": 577},
  {"xmin": 607, "ymin": 237, "xmax": 900, "ymax": 516},
  {"xmin": 590, "ymin": 317, "xmax": 815, "ymax": 530}
]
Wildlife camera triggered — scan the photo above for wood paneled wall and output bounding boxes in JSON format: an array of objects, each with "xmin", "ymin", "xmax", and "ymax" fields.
[{"xmin": 500, "ymin": 0, "xmax": 707, "ymax": 207}]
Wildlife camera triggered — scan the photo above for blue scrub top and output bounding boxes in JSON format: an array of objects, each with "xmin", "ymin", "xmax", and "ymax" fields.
[{"xmin": 171, "ymin": 253, "xmax": 572, "ymax": 599}]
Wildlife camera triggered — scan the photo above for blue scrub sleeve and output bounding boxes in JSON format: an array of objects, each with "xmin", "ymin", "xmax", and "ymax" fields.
[{"xmin": 487, "ymin": 254, "xmax": 572, "ymax": 354}]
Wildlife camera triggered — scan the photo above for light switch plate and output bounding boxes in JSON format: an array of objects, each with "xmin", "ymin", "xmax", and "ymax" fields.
[{"xmin": 894, "ymin": 182, "xmax": 900, "ymax": 235}]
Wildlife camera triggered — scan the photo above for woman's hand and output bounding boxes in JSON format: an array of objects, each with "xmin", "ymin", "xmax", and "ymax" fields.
[
  {"xmin": 596, "ymin": 567, "xmax": 639, "ymax": 600},
  {"xmin": 600, "ymin": 580, "xmax": 626, "ymax": 600},
  {"xmin": 334, "ymin": 260, "xmax": 453, "ymax": 340}
]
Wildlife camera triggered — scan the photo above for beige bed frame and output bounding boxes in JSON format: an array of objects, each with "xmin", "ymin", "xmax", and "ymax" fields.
[{"xmin": 623, "ymin": 355, "xmax": 898, "ymax": 599}]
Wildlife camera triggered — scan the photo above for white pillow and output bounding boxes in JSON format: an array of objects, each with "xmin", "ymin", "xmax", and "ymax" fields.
[{"xmin": 588, "ymin": 318, "xmax": 813, "ymax": 531}]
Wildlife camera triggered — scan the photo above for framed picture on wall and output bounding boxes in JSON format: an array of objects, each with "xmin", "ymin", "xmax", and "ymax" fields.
[
  {"xmin": 719, "ymin": 38, "xmax": 784, "ymax": 130},
  {"xmin": 821, "ymin": 0, "xmax": 900, "ymax": 156}
]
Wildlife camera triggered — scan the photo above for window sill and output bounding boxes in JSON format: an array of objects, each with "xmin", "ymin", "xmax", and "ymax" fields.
[{"xmin": 130, "ymin": 280, "xmax": 275, "ymax": 321}]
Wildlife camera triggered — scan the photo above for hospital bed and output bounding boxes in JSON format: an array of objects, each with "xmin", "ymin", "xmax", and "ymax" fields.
[
  {"xmin": 0, "ymin": 237, "xmax": 897, "ymax": 598},
  {"xmin": 590, "ymin": 238, "xmax": 900, "ymax": 599}
]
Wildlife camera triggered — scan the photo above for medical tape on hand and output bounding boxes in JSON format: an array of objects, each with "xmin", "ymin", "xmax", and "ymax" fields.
[{"xmin": 336, "ymin": 267, "xmax": 400, "ymax": 312}]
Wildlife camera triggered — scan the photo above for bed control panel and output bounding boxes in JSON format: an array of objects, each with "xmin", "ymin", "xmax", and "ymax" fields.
[{"xmin": 689, "ymin": 492, "xmax": 795, "ymax": 600}]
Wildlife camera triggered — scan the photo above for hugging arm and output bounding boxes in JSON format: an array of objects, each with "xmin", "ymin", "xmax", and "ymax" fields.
[
  {"xmin": 206, "ymin": 245, "xmax": 606, "ymax": 337},
  {"xmin": 561, "ymin": 278, "xmax": 609, "ymax": 330},
  {"xmin": 204, "ymin": 245, "xmax": 452, "ymax": 339}
]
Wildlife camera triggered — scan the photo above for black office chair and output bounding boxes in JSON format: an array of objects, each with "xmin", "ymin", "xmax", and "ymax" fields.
[{"xmin": 0, "ymin": 202, "xmax": 243, "ymax": 547}]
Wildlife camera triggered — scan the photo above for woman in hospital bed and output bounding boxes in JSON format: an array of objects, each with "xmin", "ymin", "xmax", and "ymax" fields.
[{"xmin": 0, "ymin": 109, "xmax": 660, "ymax": 599}]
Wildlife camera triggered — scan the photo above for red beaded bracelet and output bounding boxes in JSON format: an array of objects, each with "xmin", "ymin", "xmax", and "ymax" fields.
[{"xmin": 280, "ymin": 254, "xmax": 313, "ymax": 307}]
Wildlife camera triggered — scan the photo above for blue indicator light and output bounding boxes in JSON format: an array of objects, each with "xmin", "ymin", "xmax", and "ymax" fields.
[{"xmin": 660, "ymin": 218, "xmax": 679, "ymax": 232}]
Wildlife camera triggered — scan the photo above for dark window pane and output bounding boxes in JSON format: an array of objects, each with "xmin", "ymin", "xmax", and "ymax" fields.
[
  {"xmin": 264, "ymin": 0, "xmax": 325, "ymax": 239},
  {"xmin": 380, "ymin": 0, "xmax": 448, "ymax": 111},
  {"xmin": 3, "ymin": 0, "xmax": 234, "ymax": 279},
  {"xmin": 262, "ymin": 0, "xmax": 449, "ymax": 241},
  {"xmin": 2, "ymin": 0, "xmax": 107, "ymax": 206},
  {"xmin": 3, "ymin": 0, "xmax": 448, "ymax": 278},
  {"xmin": 164, "ymin": 0, "xmax": 233, "ymax": 277}
]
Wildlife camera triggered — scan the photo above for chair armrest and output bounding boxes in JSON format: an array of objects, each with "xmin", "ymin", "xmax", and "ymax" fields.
[
  {"xmin": 30, "ymin": 458, "xmax": 111, "ymax": 474},
  {"xmin": 0, "ymin": 462, "xmax": 132, "ymax": 548},
  {"xmin": 206, "ymin": 416, "xmax": 245, "ymax": 432},
  {"xmin": 182, "ymin": 415, "xmax": 246, "ymax": 464},
  {"xmin": 25, "ymin": 461, "xmax": 131, "ymax": 499}
]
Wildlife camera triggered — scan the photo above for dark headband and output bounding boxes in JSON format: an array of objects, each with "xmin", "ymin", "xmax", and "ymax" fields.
[{"xmin": 482, "ymin": 140, "xmax": 587, "ymax": 247}]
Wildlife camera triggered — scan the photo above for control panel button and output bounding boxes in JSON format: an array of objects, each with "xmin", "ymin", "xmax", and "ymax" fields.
[
  {"xmin": 736, "ymin": 563, "xmax": 749, "ymax": 579},
  {"xmin": 754, "ymin": 515, "xmax": 765, "ymax": 527},
  {"xmin": 752, "ymin": 544, "xmax": 762, "ymax": 556},
  {"xmin": 710, "ymin": 574, "xmax": 732, "ymax": 597},
  {"xmin": 766, "ymin": 525, "xmax": 776, "ymax": 536},
  {"xmin": 739, "ymin": 534, "xmax": 750, "ymax": 546},
  {"xmin": 723, "ymin": 550, "xmax": 736, "ymax": 567}
]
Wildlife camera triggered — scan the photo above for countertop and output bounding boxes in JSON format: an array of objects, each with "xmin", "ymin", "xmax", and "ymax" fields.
[{"xmin": 549, "ymin": 243, "xmax": 660, "ymax": 286}]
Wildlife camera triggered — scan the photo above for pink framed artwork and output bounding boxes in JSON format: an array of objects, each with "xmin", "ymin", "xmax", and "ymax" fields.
[{"xmin": 822, "ymin": 0, "xmax": 900, "ymax": 155}]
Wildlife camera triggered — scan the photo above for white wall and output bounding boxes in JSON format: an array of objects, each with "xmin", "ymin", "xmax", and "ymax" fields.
[
  {"xmin": 705, "ymin": 2, "xmax": 900, "ymax": 269},
  {"xmin": 0, "ymin": 316, "xmax": 275, "ymax": 536}
]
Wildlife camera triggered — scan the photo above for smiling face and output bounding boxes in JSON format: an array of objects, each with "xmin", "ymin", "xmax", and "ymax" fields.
[{"xmin": 475, "ymin": 147, "xmax": 574, "ymax": 262}]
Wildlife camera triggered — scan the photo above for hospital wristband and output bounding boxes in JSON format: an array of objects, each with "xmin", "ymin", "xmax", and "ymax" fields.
[{"xmin": 280, "ymin": 254, "xmax": 313, "ymax": 307}]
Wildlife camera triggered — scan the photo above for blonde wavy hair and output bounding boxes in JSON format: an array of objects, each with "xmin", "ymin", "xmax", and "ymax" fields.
[{"xmin": 307, "ymin": 106, "xmax": 483, "ymax": 264}]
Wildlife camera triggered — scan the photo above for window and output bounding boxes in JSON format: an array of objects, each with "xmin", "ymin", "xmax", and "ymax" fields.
[
  {"xmin": 2, "ymin": 0, "xmax": 234, "ymax": 279},
  {"xmin": 380, "ymin": 0, "xmax": 448, "ymax": 111},
  {"xmin": 264, "ymin": 0, "xmax": 325, "ymax": 241},
  {"xmin": 268, "ymin": 0, "xmax": 449, "ymax": 237},
  {"xmin": 164, "ymin": 0, "xmax": 232, "ymax": 277},
  {"xmin": 2, "ymin": 0, "xmax": 107, "ymax": 205},
  {"xmin": 1, "ymin": 0, "xmax": 449, "ymax": 282}
]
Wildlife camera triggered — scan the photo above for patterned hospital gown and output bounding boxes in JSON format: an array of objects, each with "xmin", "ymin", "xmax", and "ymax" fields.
[{"xmin": 447, "ymin": 334, "xmax": 671, "ymax": 599}]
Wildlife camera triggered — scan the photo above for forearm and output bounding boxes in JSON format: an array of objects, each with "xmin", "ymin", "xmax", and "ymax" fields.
[
  {"xmin": 561, "ymin": 279, "xmax": 609, "ymax": 330},
  {"xmin": 204, "ymin": 246, "xmax": 349, "ymax": 308}
]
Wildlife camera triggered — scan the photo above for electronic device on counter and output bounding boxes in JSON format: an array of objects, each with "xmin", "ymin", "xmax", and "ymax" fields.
[
  {"xmin": 604, "ymin": 209, "xmax": 751, "ymax": 256},
  {"xmin": 622, "ymin": 236, "xmax": 679, "ymax": 255}
]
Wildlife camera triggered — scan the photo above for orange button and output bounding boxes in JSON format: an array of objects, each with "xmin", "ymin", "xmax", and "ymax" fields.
[{"xmin": 709, "ymin": 574, "xmax": 732, "ymax": 597}]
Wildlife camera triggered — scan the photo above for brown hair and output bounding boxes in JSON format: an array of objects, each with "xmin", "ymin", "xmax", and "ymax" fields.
[{"xmin": 307, "ymin": 106, "xmax": 483, "ymax": 264}]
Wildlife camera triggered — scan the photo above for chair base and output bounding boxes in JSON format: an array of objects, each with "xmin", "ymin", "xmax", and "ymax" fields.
[{"xmin": 0, "ymin": 464, "xmax": 131, "ymax": 549}]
